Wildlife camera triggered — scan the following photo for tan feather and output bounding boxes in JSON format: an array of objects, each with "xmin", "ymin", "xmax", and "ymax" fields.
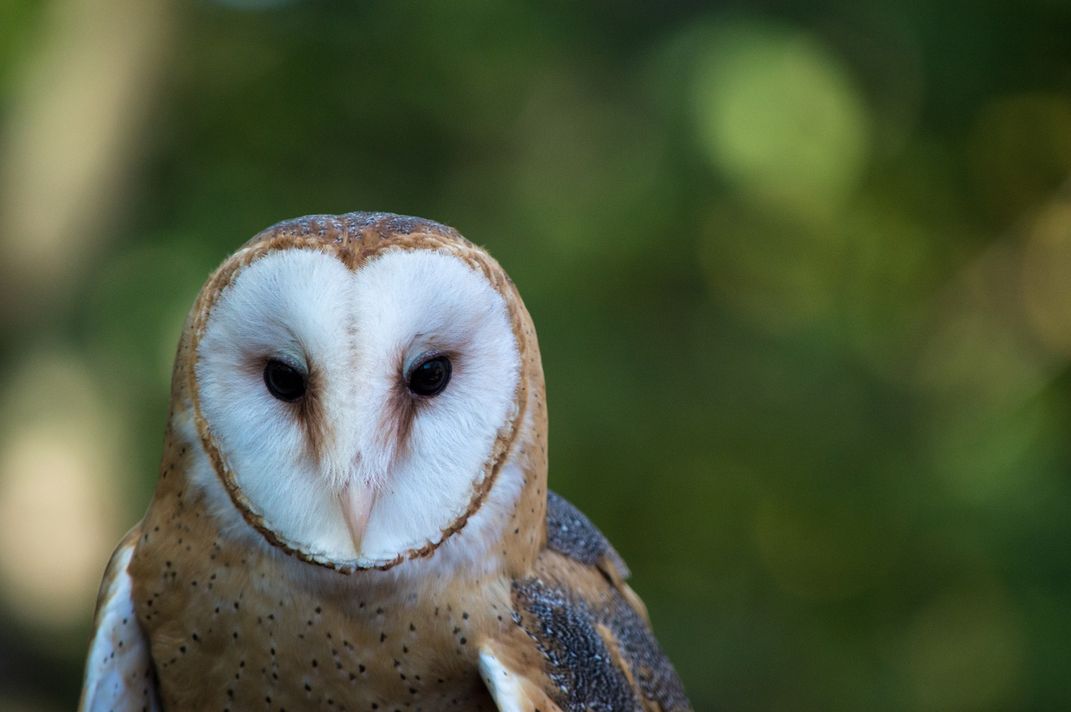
[{"xmin": 79, "ymin": 213, "xmax": 688, "ymax": 711}]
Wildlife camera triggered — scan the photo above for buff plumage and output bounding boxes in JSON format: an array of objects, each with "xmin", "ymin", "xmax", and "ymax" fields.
[{"xmin": 79, "ymin": 213, "xmax": 690, "ymax": 712}]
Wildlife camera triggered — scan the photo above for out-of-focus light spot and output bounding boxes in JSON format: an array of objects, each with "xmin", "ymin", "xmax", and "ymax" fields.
[
  {"xmin": 513, "ymin": 75, "xmax": 671, "ymax": 262},
  {"xmin": 692, "ymin": 21, "xmax": 870, "ymax": 218},
  {"xmin": 0, "ymin": 354, "xmax": 122, "ymax": 628},
  {"xmin": 915, "ymin": 242, "xmax": 1056, "ymax": 415},
  {"xmin": 753, "ymin": 496, "xmax": 891, "ymax": 600},
  {"xmin": 969, "ymin": 95, "xmax": 1071, "ymax": 222},
  {"xmin": 699, "ymin": 201, "xmax": 843, "ymax": 335},
  {"xmin": 929, "ymin": 400, "xmax": 1050, "ymax": 505},
  {"xmin": 211, "ymin": 0, "xmax": 297, "ymax": 7},
  {"xmin": 1022, "ymin": 196, "xmax": 1071, "ymax": 357},
  {"xmin": 0, "ymin": 0, "xmax": 172, "ymax": 316},
  {"xmin": 834, "ymin": 197, "xmax": 940, "ymax": 382},
  {"xmin": 83, "ymin": 241, "xmax": 205, "ymax": 398},
  {"xmin": 904, "ymin": 587, "xmax": 1024, "ymax": 711},
  {"xmin": 915, "ymin": 231, "xmax": 1068, "ymax": 504}
]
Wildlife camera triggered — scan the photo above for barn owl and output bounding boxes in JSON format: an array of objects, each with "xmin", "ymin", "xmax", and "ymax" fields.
[{"xmin": 79, "ymin": 212, "xmax": 691, "ymax": 711}]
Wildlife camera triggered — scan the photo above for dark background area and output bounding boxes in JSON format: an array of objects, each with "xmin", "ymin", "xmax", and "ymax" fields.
[{"xmin": 2, "ymin": 1, "xmax": 1071, "ymax": 710}]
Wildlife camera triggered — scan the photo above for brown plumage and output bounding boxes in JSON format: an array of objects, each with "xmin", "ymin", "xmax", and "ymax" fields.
[{"xmin": 79, "ymin": 213, "xmax": 691, "ymax": 711}]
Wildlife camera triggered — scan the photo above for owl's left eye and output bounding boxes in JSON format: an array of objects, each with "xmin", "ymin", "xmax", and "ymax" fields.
[
  {"xmin": 407, "ymin": 353, "xmax": 452, "ymax": 397},
  {"xmin": 264, "ymin": 359, "xmax": 307, "ymax": 402}
]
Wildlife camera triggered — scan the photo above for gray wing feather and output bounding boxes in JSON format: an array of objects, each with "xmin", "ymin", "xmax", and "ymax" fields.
[
  {"xmin": 545, "ymin": 490, "xmax": 630, "ymax": 579},
  {"xmin": 510, "ymin": 492, "xmax": 691, "ymax": 711}
]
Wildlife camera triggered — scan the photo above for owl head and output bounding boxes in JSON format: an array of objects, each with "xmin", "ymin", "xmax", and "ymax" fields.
[{"xmin": 176, "ymin": 213, "xmax": 547, "ymax": 573}]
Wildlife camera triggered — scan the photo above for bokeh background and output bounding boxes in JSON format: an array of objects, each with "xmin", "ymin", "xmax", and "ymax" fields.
[{"xmin": 2, "ymin": 1, "xmax": 1071, "ymax": 710}]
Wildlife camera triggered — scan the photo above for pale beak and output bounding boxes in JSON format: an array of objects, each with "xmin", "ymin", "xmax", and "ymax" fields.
[{"xmin": 339, "ymin": 482, "xmax": 376, "ymax": 557}]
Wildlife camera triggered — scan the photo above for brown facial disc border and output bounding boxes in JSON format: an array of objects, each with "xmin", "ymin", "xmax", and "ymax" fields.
[{"xmin": 185, "ymin": 213, "xmax": 532, "ymax": 573}]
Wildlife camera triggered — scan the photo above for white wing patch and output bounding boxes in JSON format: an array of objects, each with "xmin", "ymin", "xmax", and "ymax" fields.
[
  {"xmin": 479, "ymin": 647, "xmax": 530, "ymax": 712},
  {"xmin": 79, "ymin": 532, "xmax": 159, "ymax": 712}
]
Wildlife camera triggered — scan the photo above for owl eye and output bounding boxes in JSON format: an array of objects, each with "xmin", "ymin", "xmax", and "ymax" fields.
[
  {"xmin": 407, "ymin": 354, "xmax": 452, "ymax": 397},
  {"xmin": 263, "ymin": 359, "xmax": 307, "ymax": 402}
]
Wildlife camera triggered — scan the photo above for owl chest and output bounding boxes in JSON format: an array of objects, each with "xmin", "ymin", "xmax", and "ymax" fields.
[{"xmin": 130, "ymin": 526, "xmax": 500, "ymax": 710}]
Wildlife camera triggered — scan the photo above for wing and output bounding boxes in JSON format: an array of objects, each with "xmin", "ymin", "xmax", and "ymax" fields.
[
  {"xmin": 480, "ymin": 491, "xmax": 691, "ymax": 712},
  {"xmin": 78, "ymin": 526, "xmax": 161, "ymax": 712}
]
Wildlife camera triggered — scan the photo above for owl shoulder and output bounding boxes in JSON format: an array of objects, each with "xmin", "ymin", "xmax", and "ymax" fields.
[
  {"xmin": 543, "ymin": 489, "xmax": 631, "ymax": 585},
  {"xmin": 478, "ymin": 493, "xmax": 691, "ymax": 712}
]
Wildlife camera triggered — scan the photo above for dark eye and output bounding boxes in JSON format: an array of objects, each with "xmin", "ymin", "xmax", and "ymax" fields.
[
  {"xmin": 263, "ymin": 359, "xmax": 307, "ymax": 402},
  {"xmin": 407, "ymin": 354, "xmax": 452, "ymax": 397}
]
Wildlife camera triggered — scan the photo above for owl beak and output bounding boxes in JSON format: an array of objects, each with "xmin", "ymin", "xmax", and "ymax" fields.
[{"xmin": 339, "ymin": 482, "xmax": 376, "ymax": 557}]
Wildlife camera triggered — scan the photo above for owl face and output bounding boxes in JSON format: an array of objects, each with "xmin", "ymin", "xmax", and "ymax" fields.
[{"xmin": 190, "ymin": 241, "xmax": 523, "ymax": 571}]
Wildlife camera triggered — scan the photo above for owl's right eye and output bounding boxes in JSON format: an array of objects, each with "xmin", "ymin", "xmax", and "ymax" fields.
[{"xmin": 263, "ymin": 359, "xmax": 307, "ymax": 402}]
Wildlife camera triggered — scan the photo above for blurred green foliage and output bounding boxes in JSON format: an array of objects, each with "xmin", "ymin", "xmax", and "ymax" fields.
[{"xmin": 3, "ymin": 1, "xmax": 1071, "ymax": 710}]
